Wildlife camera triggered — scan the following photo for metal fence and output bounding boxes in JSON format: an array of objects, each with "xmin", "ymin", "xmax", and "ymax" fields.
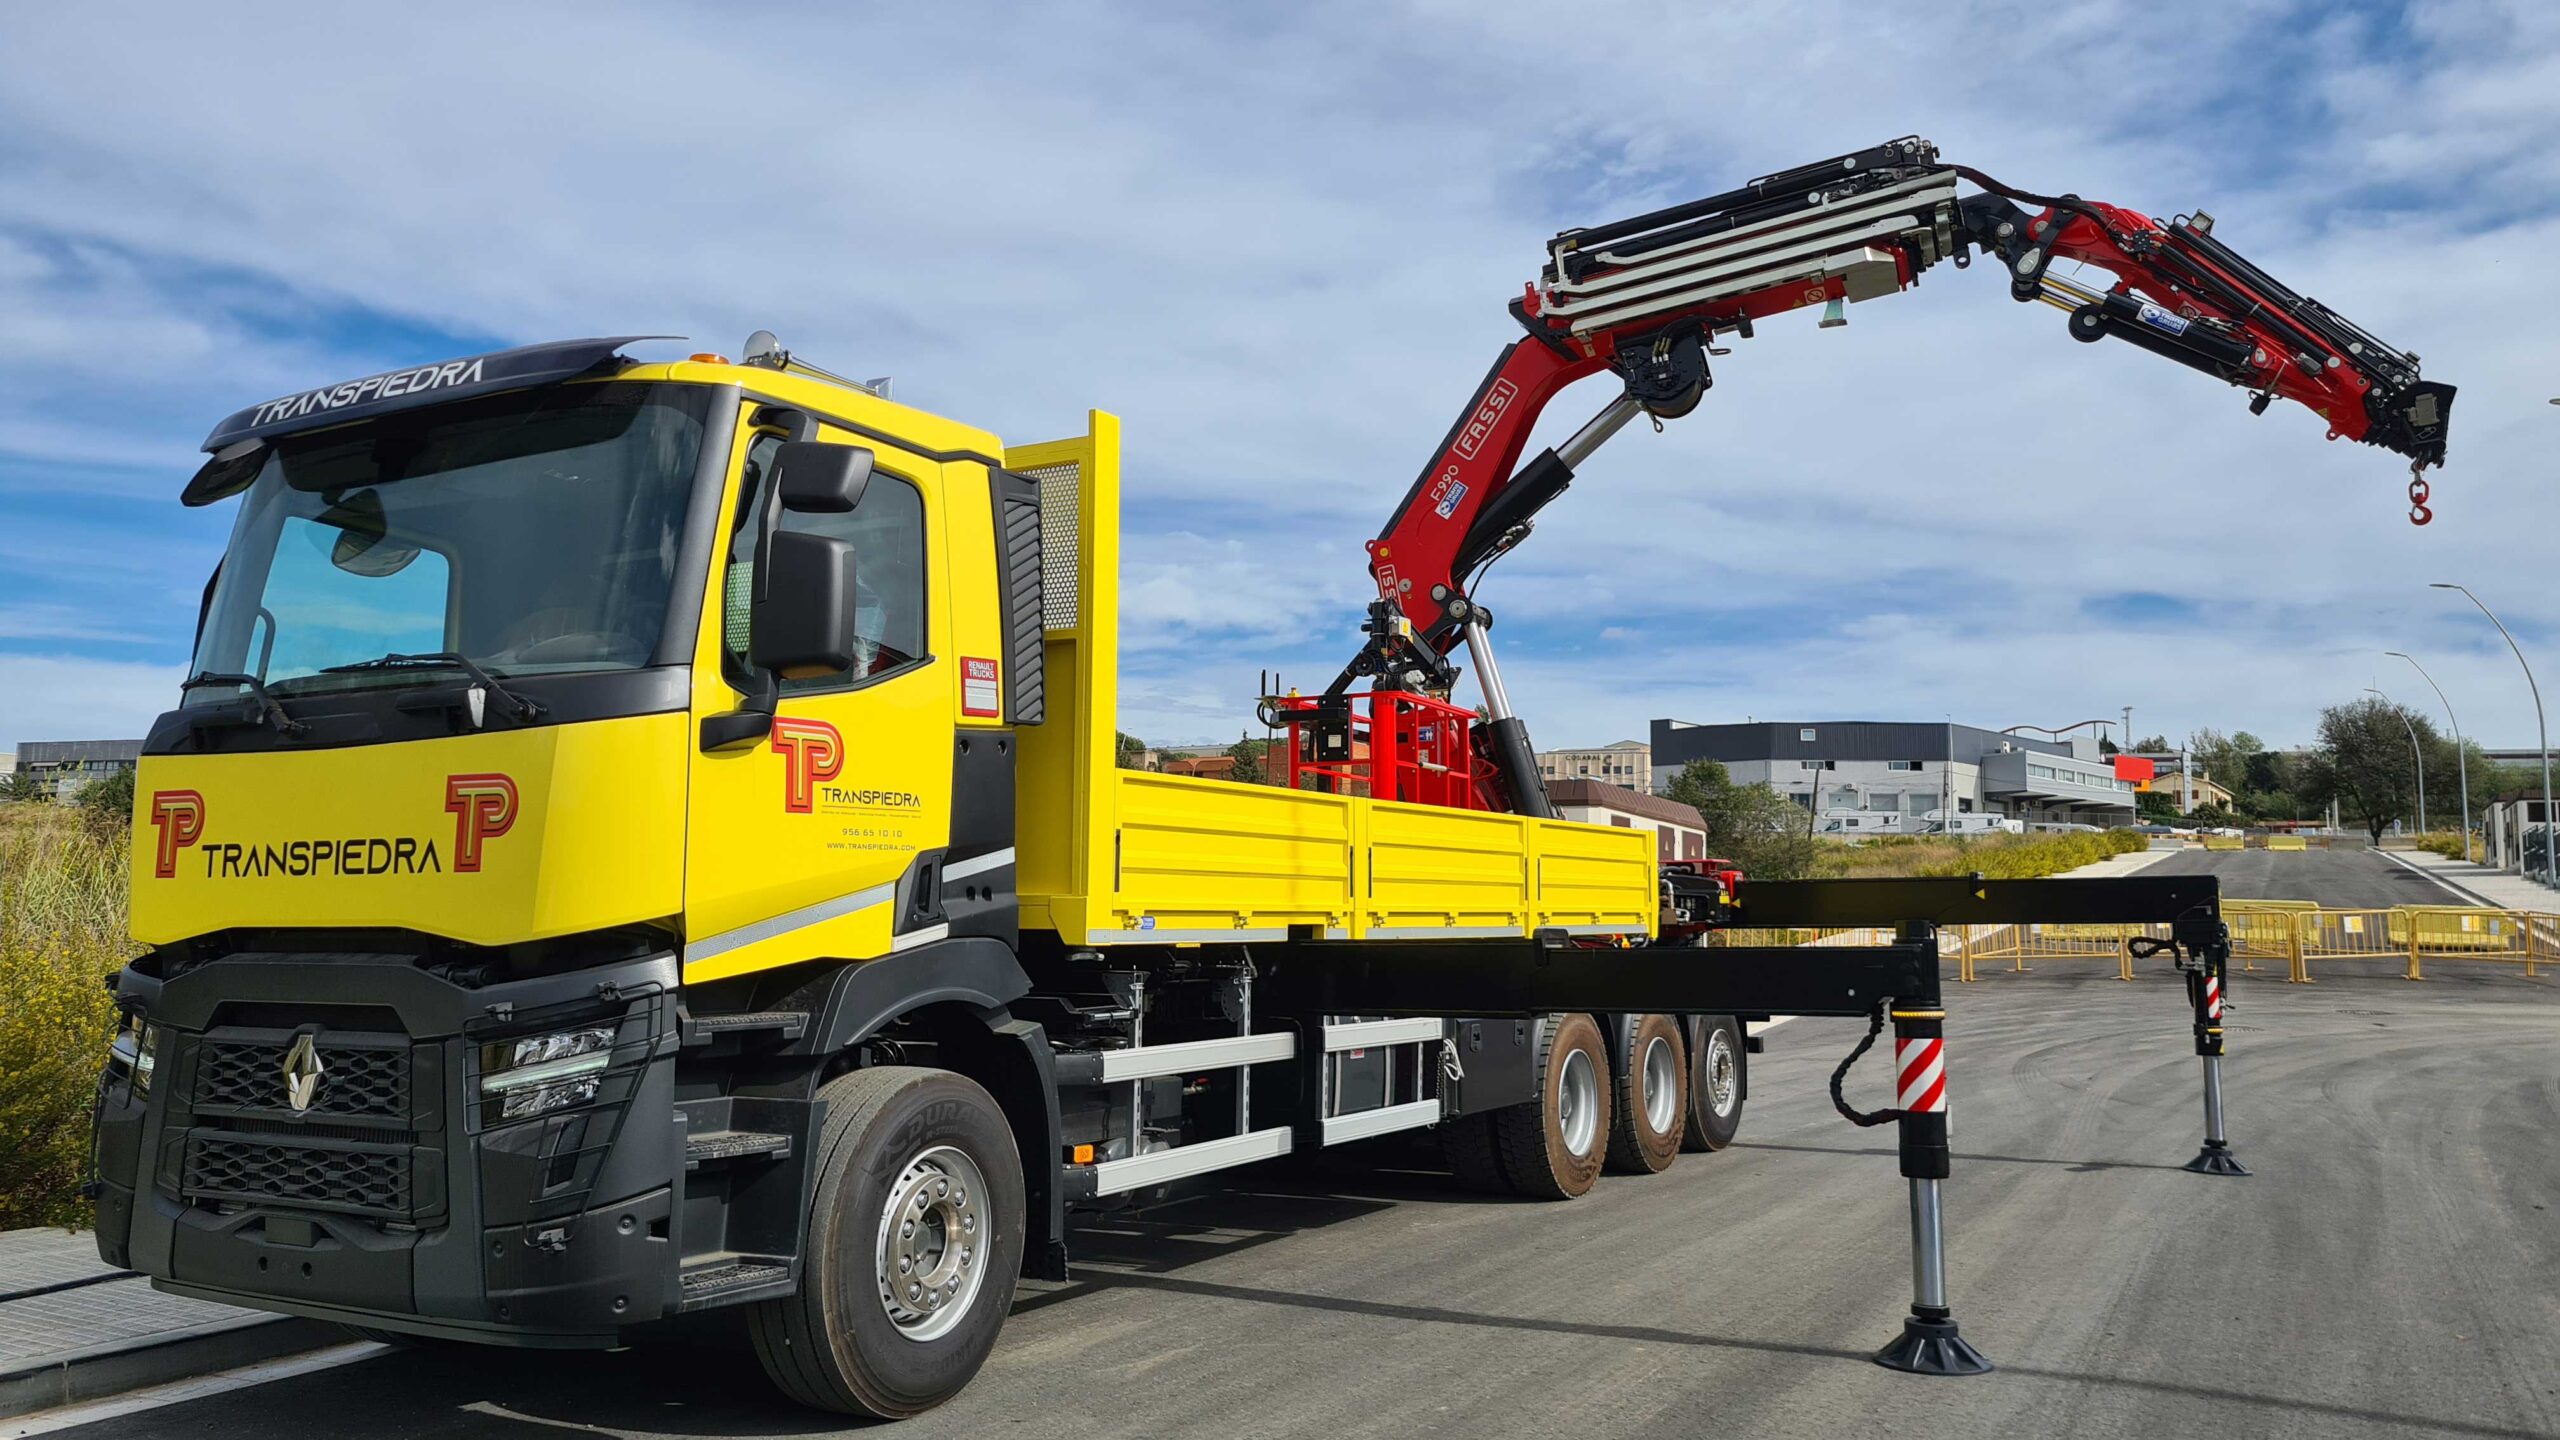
[
  {"xmin": 1952, "ymin": 901, "xmax": 2553, "ymax": 982},
  {"xmin": 1711, "ymin": 904, "xmax": 2554, "ymax": 983}
]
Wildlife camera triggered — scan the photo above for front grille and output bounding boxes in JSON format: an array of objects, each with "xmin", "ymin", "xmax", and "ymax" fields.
[
  {"xmin": 181, "ymin": 1134, "xmax": 417, "ymax": 1218},
  {"xmin": 194, "ymin": 1035, "xmax": 409, "ymax": 1119}
]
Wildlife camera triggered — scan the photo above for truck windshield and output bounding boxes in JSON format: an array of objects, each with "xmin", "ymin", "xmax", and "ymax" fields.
[{"xmin": 186, "ymin": 383, "xmax": 711, "ymax": 703}]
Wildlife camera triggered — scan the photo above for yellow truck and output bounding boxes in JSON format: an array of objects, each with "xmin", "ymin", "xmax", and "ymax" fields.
[
  {"xmin": 91, "ymin": 336, "xmax": 1733, "ymax": 1418},
  {"xmin": 94, "ymin": 134, "xmax": 2436, "ymax": 1411}
]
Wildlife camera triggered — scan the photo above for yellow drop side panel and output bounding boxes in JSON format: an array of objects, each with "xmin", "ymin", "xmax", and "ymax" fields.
[
  {"xmin": 1365, "ymin": 801, "xmax": 1534, "ymax": 935},
  {"xmin": 1099, "ymin": 773, "xmax": 1357, "ymax": 940},
  {"xmin": 1007, "ymin": 410, "xmax": 1653, "ymax": 946}
]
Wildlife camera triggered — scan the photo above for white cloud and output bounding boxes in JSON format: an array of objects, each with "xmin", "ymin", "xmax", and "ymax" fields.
[
  {"xmin": 0, "ymin": 3, "xmax": 2554, "ymax": 748},
  {"xmin": 0, "ymin": 653, "xmax": 177, "ymax": 748}
]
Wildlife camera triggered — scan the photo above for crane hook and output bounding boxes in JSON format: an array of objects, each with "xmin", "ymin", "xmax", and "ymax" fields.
[{"xmin": 2407, "ymin": 465, "xmax": 2432, "ymax": 526}]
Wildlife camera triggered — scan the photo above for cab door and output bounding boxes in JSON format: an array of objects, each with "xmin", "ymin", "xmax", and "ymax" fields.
[{"xmin": 682, "ymin": 407, "xmax": 956, "ymax": 983}]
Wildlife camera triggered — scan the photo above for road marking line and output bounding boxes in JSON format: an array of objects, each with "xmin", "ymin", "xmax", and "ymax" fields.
[{"xmin": 6, "ymin": 1342, "xmax": 385, "ymax": 1435}]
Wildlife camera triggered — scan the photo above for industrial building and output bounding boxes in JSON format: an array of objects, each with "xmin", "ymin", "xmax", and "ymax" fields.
[
  {"xmin": 1535, "ymin": 740, "xmax": 1653, "ymax": 792},
  {"xmin": 1544, "ymin": 778, "xmax": 1709, "ymax": 861},
  {"xmin": 1649, "ymin": 719, "xmax": 2140, "ymax": 831},
  {"xmin": 6, "ymin": 739, "xmax": 144, "ymax": 799}
]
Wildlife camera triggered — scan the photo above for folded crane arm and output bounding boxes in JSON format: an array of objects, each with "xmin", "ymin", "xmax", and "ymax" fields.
[{"xmin": 1339, "ymin": 135, "xmax": 2454, "ymax": 814}]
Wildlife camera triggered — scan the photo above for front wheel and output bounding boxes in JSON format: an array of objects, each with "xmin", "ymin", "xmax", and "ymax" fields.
[
  {"xmin": 1681, "ymin": 1016, "xmax": 1745, "ymax": 1152},
  {"xmin": 748, "ymin": 1066, "xmax": 1024, "ymax": 1418}
]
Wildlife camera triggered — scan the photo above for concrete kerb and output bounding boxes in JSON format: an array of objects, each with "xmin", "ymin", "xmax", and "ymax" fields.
[{"xmin": 0, "ymin": 1228, "xmax": 337, "ymax": 1421}]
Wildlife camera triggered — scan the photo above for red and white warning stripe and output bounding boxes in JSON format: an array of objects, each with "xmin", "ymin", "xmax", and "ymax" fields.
[
  {"xmin": 2205, "ymin": 974, "xmax": 2223, "ymax": 1020},
  {"xmin": 1895, "ymin": 1036, "xmax": 1947, "ymax": 1113}
]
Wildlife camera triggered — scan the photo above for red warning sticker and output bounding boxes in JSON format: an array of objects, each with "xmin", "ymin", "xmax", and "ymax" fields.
[{"xmin": 962, "ymin": 657, "xmax": 1000, "ymax": 717}]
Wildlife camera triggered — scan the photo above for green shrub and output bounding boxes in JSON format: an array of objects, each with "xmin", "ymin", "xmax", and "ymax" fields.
[
  {"xmin": 1809, "ymin": 827, "xmax": 2147, "ymax": 882},
  {"xmin": 2413, "ymin": 830, "xmax": 2473, "ymax": 861},
  {"xmin": 75, "ymin": 768, "xmax": 137, "ymax": 844},
  {"xmin": 0, "ymin": 803, "xmax": 133, "ymax": 1228}
]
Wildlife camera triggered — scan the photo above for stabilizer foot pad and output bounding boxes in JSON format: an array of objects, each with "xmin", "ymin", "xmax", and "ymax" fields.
[
  {"xmin": 2183, "ymin": 1141, "xmax": 2251, "ymax": 1177},
  {"xmin": 1874, "ymin": 1314, "xmax": 1994, "ymax": 1376}
]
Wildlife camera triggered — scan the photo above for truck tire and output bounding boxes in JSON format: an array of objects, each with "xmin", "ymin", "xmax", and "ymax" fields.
[
  {"xmin": 1605, "ymin": 1014, "xmax": 1687, "ymax": 1174},
  {"xmin": 1439, "ymin": 1111, "xmax": 1508, "ymax": 1193},
  {"xmin": 1681, "ymin": 1016, "xmax": 1746, "ymax": 1152},
  {"xmin": 1487, "ymin": 1013, "xmax": 1611, "ymax": 1199},
  {"xmin": 748, "ymin": 1065, "xmax": 1023, "ymax": 1418}
]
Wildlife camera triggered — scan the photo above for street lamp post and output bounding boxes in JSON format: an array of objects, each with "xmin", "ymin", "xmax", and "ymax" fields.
[
  {"xmin": 2387, "ymin": 651, "xmax": 2470, "ymax": 862},
  {"xmin": 2432, "ymin": 583, "xmax": 2557, "ymax": 886},
  {"xmin": 2365, "ymin": 688, "xmax": 2425, "ymax": 835}
]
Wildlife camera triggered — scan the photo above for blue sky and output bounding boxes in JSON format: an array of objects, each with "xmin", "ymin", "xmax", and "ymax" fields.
[{"xmin": 3, "ymin": 2, "xmax": 2557, "ymax": 756}]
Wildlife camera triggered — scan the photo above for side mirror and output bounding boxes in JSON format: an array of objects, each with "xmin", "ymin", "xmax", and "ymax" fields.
[
  {"xmin": 703, "ymin": 439, "xmax": 876, "ymax": 752},
  {"xmin": 774, "ymin": 441, "xmax": 872, "ymax": 514},
  {"xmin": 749, "ymin": 530, "xmax": 857, "ymax": 679}
]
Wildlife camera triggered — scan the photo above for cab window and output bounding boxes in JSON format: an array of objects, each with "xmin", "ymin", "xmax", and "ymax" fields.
[{"xmin": 724, "ymin": 438, "xmax": 929, "ymax": 693}]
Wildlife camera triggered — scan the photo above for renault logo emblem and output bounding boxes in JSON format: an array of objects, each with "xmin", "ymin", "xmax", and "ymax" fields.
[{"xmin": 281, "ymin": 1033, "xmax": 325, "ymax": 1112}]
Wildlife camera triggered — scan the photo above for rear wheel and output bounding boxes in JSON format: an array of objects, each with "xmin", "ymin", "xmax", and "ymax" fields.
[
  {"xmin": 1606, "ymin": 1014, "xmax": 1687, "ymax": 1174},
  {"xmin": 748, "ymin": 1066, "xmax": 1023, "ymax": 1418},
  {"xmin": 1488, "ymin": 1013, "xmax": 1611, "ymax": 1199},
  {"xmin": 1681, "ymin": 1016, "xmax": 1745, "ymax": 1152},
  {"xmin": 1439, "ymin": 1110, "xmax": 1508, "ymax": 1192}
]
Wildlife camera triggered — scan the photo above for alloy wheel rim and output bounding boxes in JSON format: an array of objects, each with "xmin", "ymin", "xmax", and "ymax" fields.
[
  {"xmin": 875, "ymin": 1144, "xmax": 990, "ymax": 1342},
  {"xmin": 1642, "ymin": 1034, "xmax": 1679, "ymax": 1134},
  {"xmin": 1558, "ymin": 1046, "xmax": 1599, "ymax": 1156}
]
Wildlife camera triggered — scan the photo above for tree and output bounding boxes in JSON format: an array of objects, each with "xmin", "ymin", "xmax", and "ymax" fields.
[
  {"xmin": 2298, "ymin": 696, "xmax": 2450, "ymax": 841},
  {"xmin": 1663, "ymin": 759, "xmax": 1816, "ymax": 880},
  {"xmin": 2185, "ymin": 801, "xmax": 2244, "ymax": 831},
  {"xmin": 0, "ymin": 770, "xmax": 45, "ymax": 803},
  {"xmin": 2131, "ymin": 734, "xmax": 2170, "ymax": 754},
  {"xmin": 1223, "ymin": 731, "xmax": 1268, "ymax": 786},
  {"xmin": 2136, "ymin": 788, "xmax": 2179, "ymax": 822},
  {"xmin": 1115, "ymin": 731, "xmax": 1149, "ymax": 770}
]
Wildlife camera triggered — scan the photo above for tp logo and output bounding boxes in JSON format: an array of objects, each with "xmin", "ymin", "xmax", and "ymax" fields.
[
  {"xmin": 443, "ymin": 773, "xmax": 519, "ymax": 874},
  {"xmin": 147, "ymin": 790, "xmax": 205, "ymax": 879},
  {"xmin": 770, "ymin": 718, "xmax": 843, "ymax": 814}
]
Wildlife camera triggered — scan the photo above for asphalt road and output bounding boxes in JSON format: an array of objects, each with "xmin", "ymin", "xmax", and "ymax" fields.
[
  {"xmin": 2142, "ymin": 844, "xmax": 2474, "ymax": 909},
  {"xmin": 55, "ymin": 963, "xmax": 2558, "ymax": 1440}
]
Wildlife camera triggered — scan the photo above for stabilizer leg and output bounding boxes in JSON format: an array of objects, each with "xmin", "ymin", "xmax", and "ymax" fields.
[
  {"xmin": 2180, "ymin": 944, "xmax": 2251, "ymax": 1177},
  {"xmin": 1872, "ymin": 939, "xmax": 1993, "ymax": 1376}
]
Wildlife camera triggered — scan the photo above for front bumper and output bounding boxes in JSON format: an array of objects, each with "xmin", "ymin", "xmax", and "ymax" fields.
[{"xmin": 93, "ymin": 948, "xmax": 681, "ymax": 1345}]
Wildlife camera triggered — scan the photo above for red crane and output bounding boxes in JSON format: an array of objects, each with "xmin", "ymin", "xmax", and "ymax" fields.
[{"xmin": 1274, "ymin": 136, "xmax": 2454, "ymax": 819}]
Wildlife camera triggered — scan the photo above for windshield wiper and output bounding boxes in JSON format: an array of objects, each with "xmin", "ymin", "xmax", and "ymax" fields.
[
  {"xmin": 180, "ymin": 672, "xmax": 312, "ymax": 738},
  {"xmin": 319, "ymin": 652, "xmax": 547, "ymax": 723}
]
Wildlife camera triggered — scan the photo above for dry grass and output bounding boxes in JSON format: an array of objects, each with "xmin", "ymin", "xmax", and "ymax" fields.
[{"xmin": 0, "ymin": 801, "xmax": 134, "ymax": 1228}]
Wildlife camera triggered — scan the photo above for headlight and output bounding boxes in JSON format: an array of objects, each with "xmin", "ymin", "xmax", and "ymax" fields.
[
  {"xmin": 480, "ymin": 1026, "xmax": 616, "ymax": 1121},
  {"xmin": 109, "ymin": 1020, "xmax": 160, "ymax": 1100}
]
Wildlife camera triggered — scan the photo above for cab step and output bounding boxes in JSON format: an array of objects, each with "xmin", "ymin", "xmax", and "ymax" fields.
[
  {"xmin": 677, "ymin": 1253, "xmax": 795, "ymax": 1310},
  {"xmin": 685, "ymin": 1129, "xmax": 793, "ymax": 1168},
  {"xmin": 679, "ymin": 1009, "xmax": 809, "ymax": 1048}
]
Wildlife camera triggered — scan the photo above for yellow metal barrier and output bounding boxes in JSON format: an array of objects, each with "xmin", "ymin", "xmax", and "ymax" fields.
[
  {"xmin": 2265, "ymin": 835, "xmax": 2308, "ymax": 852},
  {"xmin": 2202, "ymin": 835, "xmax": 2247, "ymax": 852},
  {"xmin": 2225, "ymin": 900, "xmax": 2319, "ymax": 982},
  {"xmin": 1725, "ymin": 904, "xmax": 2552, "ymax": 985}
]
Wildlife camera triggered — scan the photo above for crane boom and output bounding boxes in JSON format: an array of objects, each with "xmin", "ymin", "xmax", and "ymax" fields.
[{"xmin": 1328, "ymin": 135, "xmax": 2455, "ymax": 817}]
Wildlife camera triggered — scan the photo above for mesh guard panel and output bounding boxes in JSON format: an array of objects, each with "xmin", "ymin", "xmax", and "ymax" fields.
[{"xmin": 1023, "ymin": 461, "xmax": 1081, "ymax": 631}]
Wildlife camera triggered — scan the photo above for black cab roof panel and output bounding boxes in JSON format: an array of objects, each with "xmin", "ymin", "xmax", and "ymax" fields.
[{"xmin": 199, "ymin": 336, "xmax": 674, "ymax": 452}]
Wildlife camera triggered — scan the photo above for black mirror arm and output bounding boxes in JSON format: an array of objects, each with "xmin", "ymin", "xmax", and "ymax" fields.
[{"xmin": 701, "ymin": 685, "xmax": 776, "ymax": 752}]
